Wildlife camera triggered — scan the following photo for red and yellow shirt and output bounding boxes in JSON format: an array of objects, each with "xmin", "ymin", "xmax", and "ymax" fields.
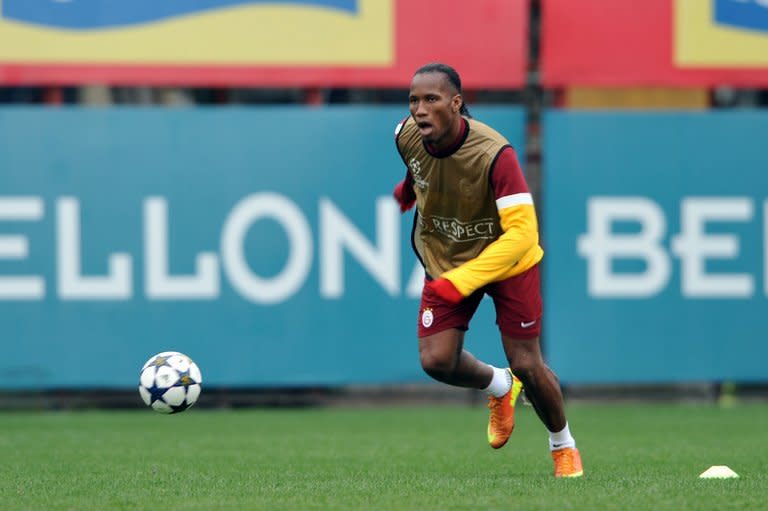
[{"xmin": 395, "ymin": 116, "xmax": 543, "ymax": 297}]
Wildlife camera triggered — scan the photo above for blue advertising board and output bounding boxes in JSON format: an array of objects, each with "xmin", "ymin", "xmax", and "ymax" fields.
[
  {"xmin": 543, "ymin": 111, "xmax": 768, "ymax": 383},
  {"xmin": 0, "ymin": 106, "xmax": 525, "ymax": 388}
]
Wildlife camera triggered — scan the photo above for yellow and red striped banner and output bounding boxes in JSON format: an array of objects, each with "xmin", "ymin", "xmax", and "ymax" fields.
[
  {"xmin": 542, "ymin": 0, "xmax": 768, "ymax": 86},
  {"xmin": 0, "ymin": 0, "xmax": 527, "ymax": 88}
]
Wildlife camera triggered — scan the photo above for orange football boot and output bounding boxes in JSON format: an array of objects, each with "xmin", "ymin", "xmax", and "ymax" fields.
[
  {"xmin": 486, "ymin": 370, "xmax": 523, "ymax": 449},
  {"xmin": 552, "ymin": 447, "xmax": 584, "ymax": 478}
]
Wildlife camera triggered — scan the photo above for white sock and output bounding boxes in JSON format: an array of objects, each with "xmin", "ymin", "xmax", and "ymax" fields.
[
  {"xmin": 549, "ymin": 422, "xmax": 576, "ymax": 451},
  {"xmin": 483, "ymin": 366, "xmax": 512, "ymax": 398}
]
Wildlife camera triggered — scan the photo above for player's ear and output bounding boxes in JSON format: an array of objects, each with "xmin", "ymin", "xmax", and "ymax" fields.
[{"xmin": 452, "ymin": 94, "xmax": 462, "ymax": 113}]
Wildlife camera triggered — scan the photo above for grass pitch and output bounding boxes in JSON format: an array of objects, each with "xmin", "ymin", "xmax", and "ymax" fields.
[{"xmin": 0, "ymin": 403, "xmax": 765, "ymax": 510}]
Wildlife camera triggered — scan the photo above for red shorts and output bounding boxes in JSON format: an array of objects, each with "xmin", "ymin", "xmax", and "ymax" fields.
[{"xmin": 417, "ymin": 264, "xmax": 542, "ymax": 339}]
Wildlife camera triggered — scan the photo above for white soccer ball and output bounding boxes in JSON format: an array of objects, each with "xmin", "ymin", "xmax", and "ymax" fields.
[{"xmin": 138, "ymin": 351, "xmax": 202, "ymax": 414}]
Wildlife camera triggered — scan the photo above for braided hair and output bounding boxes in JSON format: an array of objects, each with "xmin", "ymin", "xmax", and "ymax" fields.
[{"xmin": 414, "ymin": 62, "xmax": 471, "ymax": 118}]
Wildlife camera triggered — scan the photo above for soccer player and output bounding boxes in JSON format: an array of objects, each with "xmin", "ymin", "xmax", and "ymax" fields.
[{"xmin": 392, "ymin": 63, "xmax": 583, "ymax": 478}]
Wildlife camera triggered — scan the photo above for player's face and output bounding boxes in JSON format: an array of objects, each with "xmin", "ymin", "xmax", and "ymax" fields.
[{"xmin": 409, "ymin": 72, "xmax": 462, "ymax": 147}]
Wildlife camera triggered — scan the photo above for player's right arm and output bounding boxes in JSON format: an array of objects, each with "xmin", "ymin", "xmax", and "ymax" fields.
[
  {"xmin": 393, "ymin": 117, "xmax": 416, "ymax": 213},
  {"xmin": 393, "ymin": 171, "xmax": 415, "ymax": 213}
]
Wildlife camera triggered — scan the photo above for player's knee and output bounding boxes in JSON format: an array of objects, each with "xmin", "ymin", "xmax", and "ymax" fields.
[
  {"xmin": 509, "ymin": 364, "xmax": 532, "ymax": 384},
  {"xmin": 419, "ymin": 351, "xmax": 455, "ymax": 381},
  {"xmin": 508, "ymin": 358, "xmax": 544, "ymax": 383}
]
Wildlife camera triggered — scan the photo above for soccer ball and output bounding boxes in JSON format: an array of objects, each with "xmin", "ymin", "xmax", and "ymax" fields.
[{"xmin": 138, "ymin": 351, "xmax": 202, "ymax": 414}]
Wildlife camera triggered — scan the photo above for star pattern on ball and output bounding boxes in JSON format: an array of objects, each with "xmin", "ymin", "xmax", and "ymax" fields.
[
  {"xmin": 176, "ymin": 370, "xmax": 198, "ymax": 388},
  {"xmin": 139, "ymin": 352, "xmax": 202, "ymax": 414},
  {"xmin": 146, "ymin": 380, "xmax": 169, "ymax": 405},
  {"xmin": 150, "ymin": 356, "xmax": 169, "ymax": 368}
]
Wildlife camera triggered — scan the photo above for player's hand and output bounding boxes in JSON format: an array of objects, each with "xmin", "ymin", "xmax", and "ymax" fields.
[
  {"xmin": 393, "ymin": 179, "xmax": 416, "ymax": 213},
  {"xmin": 427, "ymin": 277, "xmax": 465, "ymax": 304}
]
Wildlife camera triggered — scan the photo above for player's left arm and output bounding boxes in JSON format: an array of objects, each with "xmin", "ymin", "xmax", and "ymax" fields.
[{"xmin": 434, "ymin": 147, "xmax": 539, "ymax": 300}]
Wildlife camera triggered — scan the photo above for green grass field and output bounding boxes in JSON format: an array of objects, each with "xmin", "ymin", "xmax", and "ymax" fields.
[{"xmin": 1, "ymin": 403, "xmax": 765, "ymax": 510}]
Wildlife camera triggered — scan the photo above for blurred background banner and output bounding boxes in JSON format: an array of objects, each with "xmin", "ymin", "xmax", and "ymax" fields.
[
  {"xmin": 543, "ymin": 111, "xmax": 768, "ymax": 384},
  {"xmin": 0, "ymin": 0, "xmax": 527, "ymax": 88},
  {"xmin": 541, "ymin": 0, "xmax": 768, "ymax": 86},
  {"xmin": 2, "ymin": 0, "xmax": 358, "ymax": 29},
  {"xmin": 0, "ymin": 106, "xmax": 525, "ymax": 389}
]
